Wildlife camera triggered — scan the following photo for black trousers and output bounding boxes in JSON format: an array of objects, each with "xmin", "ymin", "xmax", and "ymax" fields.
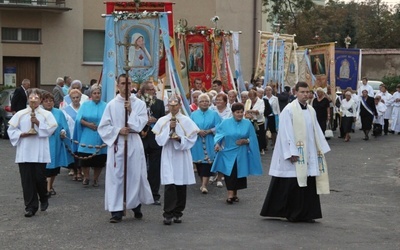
[
  {"xmin": 255, "ymin": 122, "xmax": 266, "ymax": 151},
  {"xmin": 384, "ymin": 119, "xmax": 389, "ymax": 134},
  {"xmin": 163, "ymin": 184, "xmax": 187, "ymax": 219},
  {"xmin": 146, "ymin": 148, "xmax": 162, "ymax": 201},
  {"xmin": 18, "ymin": 163, "xmax": 48, "ymax": 213}
]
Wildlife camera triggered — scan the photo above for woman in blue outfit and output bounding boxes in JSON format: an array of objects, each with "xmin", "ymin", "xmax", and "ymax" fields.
[
  {"xmin": 74, "ymin": 84, "xmax": 107, "ymax": 187},
  {"xmin": 211, "ymin": 103, "xmax": 263, "ymax": 204},
  {"xmin": 42, "ymin": 92, "xmax": 73, "ymax": 196},
  {"xmin": 190, "ymin": 93, "xmax": 221, "ymax": 194}
]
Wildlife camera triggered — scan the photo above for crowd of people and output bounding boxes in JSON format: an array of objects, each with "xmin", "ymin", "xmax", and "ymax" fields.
[{"xmin": 7, "ymin": 75, "xmax": 400, "ymax": 224}]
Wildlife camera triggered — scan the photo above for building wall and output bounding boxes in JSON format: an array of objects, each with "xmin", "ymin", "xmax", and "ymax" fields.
[
  {"xmin": 1, "ymin": 0, "xmax": 264, "ymax": 89},
  {"xmin": 4, "ymin": 0, "xmax": 356, "ymax": 92},
  {"xmin": 361, "ymin": 49, "xmax": 400, "ymax": 81}
]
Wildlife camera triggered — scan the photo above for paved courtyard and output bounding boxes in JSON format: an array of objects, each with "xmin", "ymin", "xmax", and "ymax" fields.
[{"xmin": 0, "ymin": 130, "xmax": 399, "ymax": 249}]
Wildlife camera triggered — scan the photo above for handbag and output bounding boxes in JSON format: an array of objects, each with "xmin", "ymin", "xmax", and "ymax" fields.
[{"xmin": 324, "ymin": 121, "xmax": 333, "ymax": 138}]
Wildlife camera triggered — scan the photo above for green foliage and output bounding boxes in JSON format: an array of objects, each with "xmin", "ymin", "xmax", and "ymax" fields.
[
  {"xmin": 262, "ymin": 0, "xmax": 314, "ymax": 27},
  {"xmin": 381, "ymin": 75, "xmax": 400, "ymax": 93},
  {"xmin": 263, "ymin": 0, "xmax": 400, "ymax": 48},
  {"xmin": 0, "ymin": 85, "xmax": 15, "ymax": 92}
]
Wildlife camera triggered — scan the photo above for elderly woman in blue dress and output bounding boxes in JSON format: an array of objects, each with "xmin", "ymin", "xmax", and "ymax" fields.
[
  {"xmin": 74, "ymin": 84, "xmax": 107, "ymax": 187},
  {"xmin": 41, "ymin": 92, "xmax": 73, "ymax": 196},
  {"xmin": 190, "ymin": 93, "xmax": 221, "ymax": 194},
  {"xmin": 211, "ymin": 103, "xmax": 263, "ymax": 204},
  {"xmin": 63, "ymin": 88, "xmax": 83, "ymax": 181}
]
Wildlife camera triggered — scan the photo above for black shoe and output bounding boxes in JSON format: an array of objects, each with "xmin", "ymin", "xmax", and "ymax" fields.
[
  {"xmin": 109, "ymin": 216, "xmax": 122, "ymax": 223},
  {"xmin": 363, "ymin": 136, "xmax": 369, "ymax": 141},
  {"xmin": 134, "ymin": 211, "xmax": 143, "ymax": 219},
  {"xmin": 388, "ymin": 131, "xmax": 394, "ymax": 134},
  {"xmin": 338, "ymin": 136, "xmax": 344, "ymax": 139},
  {"xmin": 173, "ymin": 217, "xmax": 182, "ymax": 223},
  {"xmin": 132, "ymin": 204, "xmax": 143, "ymax": 219},
  {"xmin": 152, "ymin": 200, "xmax": 161, "ymax": 206},
  {"xmin": 24, "ymin": 210, "xmax": 35, "ymax": 217},
  {"xmin": 163, "ymin": 217, "xmax": 172, "ymax": 225},
  {"xmin": 40, "ymin": 201, "xmax": 49, "ymax": 211}
]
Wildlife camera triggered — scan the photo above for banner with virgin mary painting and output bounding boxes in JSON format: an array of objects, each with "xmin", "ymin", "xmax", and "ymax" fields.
[
  {"xmin": 102, "ymin": 14, "xmax": 160, "ymax": 102},
  {"xmin": 115, "ymin": 17, "xmax": 160, "ymax": 84}
]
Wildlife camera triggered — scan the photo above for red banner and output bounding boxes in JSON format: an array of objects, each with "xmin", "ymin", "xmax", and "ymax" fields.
[{"xmin": 186, "ymin": 34, "xmax": 212, "ymax": 90}]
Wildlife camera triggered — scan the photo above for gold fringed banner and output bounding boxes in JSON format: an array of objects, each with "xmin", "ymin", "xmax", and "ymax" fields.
[
  {"xmin": 254, "ymin": 32, "xmax": 295, "ymax": 80},
  {"xmin": 298, "ymin": 42, "xmax": 336, "ymax": 95}
]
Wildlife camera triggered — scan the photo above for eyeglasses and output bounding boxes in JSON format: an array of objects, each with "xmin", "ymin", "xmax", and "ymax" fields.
[{"xmin": 146, "ymin": 88, "xmax": 155, "ymax": 91}]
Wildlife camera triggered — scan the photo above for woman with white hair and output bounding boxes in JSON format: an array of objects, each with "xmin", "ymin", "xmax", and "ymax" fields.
[
  {"xmin": 74, "ymin": 84, "xmax": 107, "ymax": 187},
  {"xmin": 190, "ymin": 93, "xmax": 221, "ymax": 194},
  {"xmin": 190, "ymin": 90, "xmax": 202, "ymax": 112},
  {"xmin": 340, "ymin": 91, "xmax": 357, "ymax": 142},
  {"xmin": 63, "ymin": 89, "xmax": 83, "ymax": 181},
  {"xmin": 60, "ymin": 80, "xmax": 89, "ymax": 109}
]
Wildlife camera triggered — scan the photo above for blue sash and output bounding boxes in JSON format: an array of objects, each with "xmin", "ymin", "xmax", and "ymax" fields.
[{"xmin": 64, "ymin": 105, "xmax": 77, "ymax": 120}]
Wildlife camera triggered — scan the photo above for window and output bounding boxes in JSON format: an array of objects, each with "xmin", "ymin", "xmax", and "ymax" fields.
[
  {"xmin": 1, "ymin": 27, "xmax": 41, "ymax": 43},
  {"xmin": 83, "ymin": 30, "xmax": 105, "ymax": 63}
]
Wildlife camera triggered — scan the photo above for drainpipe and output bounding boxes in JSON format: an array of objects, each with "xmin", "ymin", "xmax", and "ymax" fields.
[{"xmin": 252, "ymin": 0, "xmax": 258, "ymax": 81}]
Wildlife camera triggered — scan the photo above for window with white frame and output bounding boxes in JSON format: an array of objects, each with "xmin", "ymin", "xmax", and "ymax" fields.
[
  {"xmin": 83, "ymin": 30, "xmax": 105, "ymax": 63},
  {"xmin": 1, "ymin": 27, "xmax": 41, "ymax": 43}
]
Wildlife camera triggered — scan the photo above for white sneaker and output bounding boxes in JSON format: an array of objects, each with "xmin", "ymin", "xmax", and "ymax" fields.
[
  {"xmin": 217, "ymin": 181, "xmax": 223, "ymax": 188},
  {"xmin": 209, "ymin": 176, "xmax": 216, "ymax": 183}
]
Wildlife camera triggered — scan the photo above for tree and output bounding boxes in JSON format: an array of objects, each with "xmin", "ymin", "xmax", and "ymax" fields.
[
  {"xmin": 262, "ymin": 0, "xmax": 314, "ymax": 30},
  {"xmin": 268, "ymin": 0, "xmax": 400, "ymax": 48}
]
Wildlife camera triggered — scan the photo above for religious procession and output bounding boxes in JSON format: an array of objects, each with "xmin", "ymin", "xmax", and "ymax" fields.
[{"xmin": 4, "ymin": 1, "xmax": 400, "ymax": 230}]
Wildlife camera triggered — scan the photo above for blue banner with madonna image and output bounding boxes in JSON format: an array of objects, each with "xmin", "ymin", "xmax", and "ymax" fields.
[
  {"xmin": 102, "ymin": 15, "xmax": 160, "ymax": 102},
  {"xmin": 335, "ymin": 48, "xmax": 360, "ymax": 90}
]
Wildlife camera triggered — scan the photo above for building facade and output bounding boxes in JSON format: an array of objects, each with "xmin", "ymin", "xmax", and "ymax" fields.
[{"xmin": 0, "ymin": 0, "xmax": 264, "ymax": 91}]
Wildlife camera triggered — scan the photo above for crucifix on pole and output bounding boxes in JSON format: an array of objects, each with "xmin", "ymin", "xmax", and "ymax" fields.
[{"xmin": 116, "ymin": 35, "xmax": 134, "ymax": 216}]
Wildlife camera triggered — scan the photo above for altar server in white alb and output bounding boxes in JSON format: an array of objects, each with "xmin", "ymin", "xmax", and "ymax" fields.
[
  {"xmin": 152, "ymin": 94, "xmax": 199, "ymax": 225},
  {"xmin": 8, "ymin": 88, "xmax": 57, "ymax": 218},
  {"xmin": 260, "ymin": 82, "xmax": 330, "ymax": 223},
  {"xmin": 98, "ymin": 74, "xmax": 153, "ymax": 223},
  {"xmin": 391, "ymin": 84, "xmax": 400, "ymax": 133}
]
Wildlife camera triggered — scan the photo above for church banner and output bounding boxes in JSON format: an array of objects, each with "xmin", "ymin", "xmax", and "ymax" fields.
[
  {"xmin": 102, "ymin": 14, "xmax": 160, "ymax": 102},
  {"xmin": 255, "ymin": 32, "xmax": 295, "ymax": 81},
  {"xmin": 263, "ymin": 39, "xmax": 285, "ymax": 91},
  {"xmin": 232, "ymin": 32, "xmax": 246, "ymax": 93},
  {"xmin": 335, "ymin": 48, "xmax": 361, "ymax": 90},
  {"xmin": 160, "ymin": 14, "xmax": 191, "ymax": 115},
  {"xmin": 222, "ymin": 36, "xmax": 235, "ymax": 91},
  {"xmin": 299, "ymin": 43, "xmax": 336, "ymax": 93},
  {"xmin": 105, "ymin": 2, "xmax": 174, "ymax": 78},
  {"xmin": 186, "ymin": 33, "xmax": 212, "ymax": 90}
]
